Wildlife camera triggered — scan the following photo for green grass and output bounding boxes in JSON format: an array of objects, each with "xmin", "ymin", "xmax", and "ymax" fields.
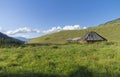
[
  {"xmin": 0, "ymin": 42, "xmax": 120, "ymax": 77},
  {"xmin": 28, "ymin": 18, "xmax": 120, "ymax": 44}
]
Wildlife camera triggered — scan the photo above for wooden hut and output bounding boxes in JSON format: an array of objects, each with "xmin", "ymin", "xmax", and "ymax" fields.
[{"xmin": 78, "ymin": 31, "xmax": 107, "ymax": 43}]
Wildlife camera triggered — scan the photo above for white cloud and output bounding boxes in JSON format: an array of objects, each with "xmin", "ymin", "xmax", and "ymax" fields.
[
  {"xmin": 42, "ymin": 25, "xmax": 87, "ymax": 34},
  {"xmin": 83, "ymin": 26, "xmax": 87, "ymax": 29},
  {"xmin": 5, "ymin": 27, "xmax": 41, "ymax": 35},
  {"xmin": 3, "ymin": 25, "xmax": 87, "ymax": 38},
  {"xmin": 63, "ymin": 25, "xmax": 81, "ymax": 30},
  {"xmin": 42, "ymin": 26, "xmax": 62, "ymax": 34}
]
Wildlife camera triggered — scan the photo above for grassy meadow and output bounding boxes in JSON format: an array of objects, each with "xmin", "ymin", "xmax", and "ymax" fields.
[{"xmin": 0, "ymin": 42, "xmax": 120, "ymax": 77}]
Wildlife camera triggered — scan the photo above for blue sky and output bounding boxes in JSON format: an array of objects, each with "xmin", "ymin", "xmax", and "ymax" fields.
[{"xmin": 0, "ymin": 0, "xmax": 120, "ymax": 38}]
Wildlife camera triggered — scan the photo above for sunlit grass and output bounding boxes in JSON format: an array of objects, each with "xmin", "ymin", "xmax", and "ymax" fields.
[{"xmin": 0, "ymin": 42, "xmax": 119, "ymax": 77}]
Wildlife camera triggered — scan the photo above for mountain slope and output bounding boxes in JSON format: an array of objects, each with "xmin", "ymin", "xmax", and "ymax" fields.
[
  {"xmin": 28, "ymin": 18, "xmax": 120, "ymax": 44},
  {"xmin": 0, "ymin": 32, "xmax": 24, "ymax": 47}
]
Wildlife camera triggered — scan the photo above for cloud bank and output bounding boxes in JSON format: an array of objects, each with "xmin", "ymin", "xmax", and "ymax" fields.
[
  {"xmin": 43, "ymin": 25, "xmax": 87, "ymax": 34},
  {"xmin": 4, "ymin": 25, "xmax": 87, "ymax": 38},
  {"xmin": 5, "ymin": 27, "xmax": 40, "ymax": 35}
]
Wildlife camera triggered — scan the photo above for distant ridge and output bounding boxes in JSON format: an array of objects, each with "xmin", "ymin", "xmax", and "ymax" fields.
[
  {"xmin": 15, "ymin": 37, "xmax": 31, "ymax": 42},
  {"xmin": 101, "ymin": 18, "xmax": 120, "ymax": 25},
  {"xmin": 28, "ymin": 18, "xmax": 120, "ymax": 44},
  {"xmin": 0, "ymin": 32, "xmax": 10, "ymax": 38},
  {"xmin": 0, "ymin": 32, "xmax": 24, "ymax": 47}
]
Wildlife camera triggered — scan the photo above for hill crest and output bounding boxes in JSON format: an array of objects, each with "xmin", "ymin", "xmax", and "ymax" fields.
[{"xmin": 28, "ymin": 18, "xmax": 120, "ymax": 44}]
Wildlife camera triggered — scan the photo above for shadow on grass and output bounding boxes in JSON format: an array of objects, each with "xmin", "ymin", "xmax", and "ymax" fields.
[
  {"xmin": 68, "ymin": 66, "xmax": 120, "ymax": 77},
  {"xmin": 0, "ymin": 73, "xmax": 62, "ymax": 77},
  {"xmin": 0, "ymin": 66, "xmax": 120, "ymax": 77},
  {"xmin": 68, "ymin": 66, "xmax": 93, "ymax": 77}
]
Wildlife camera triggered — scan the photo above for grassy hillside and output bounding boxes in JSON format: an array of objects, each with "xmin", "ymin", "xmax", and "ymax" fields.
[
  {"xmin": 28, "ymin": 18, "xmax": 120, "ymax": 44},
  {"xmin": 0, "ymin": 42, "xmax": 120, "ymax": 77}
]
